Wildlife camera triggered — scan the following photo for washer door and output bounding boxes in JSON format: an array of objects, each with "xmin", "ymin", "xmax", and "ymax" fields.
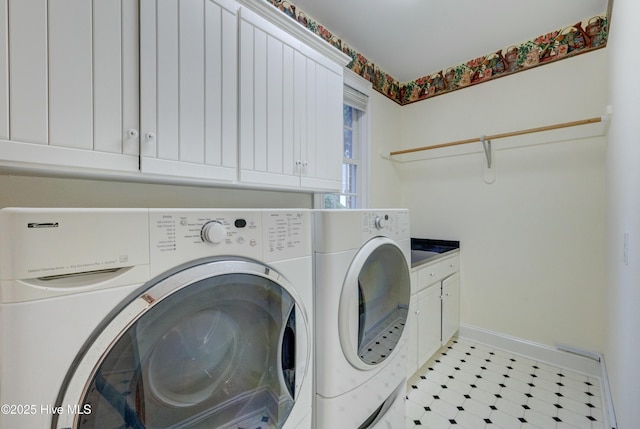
[
  {"xmin": 53, "ymin": 258, "xmax": 309, "ymax": 429},
  {"xmin": 339, "ymin": 238, "xmax": 411, "ymax": 370}
]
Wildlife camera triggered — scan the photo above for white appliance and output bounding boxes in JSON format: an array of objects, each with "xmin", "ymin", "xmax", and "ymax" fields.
[
  {"xmin": 0, "ymin": 208, "xmax": 313, "ymax": 429},
  {"xmin": 312, "ymin": 209, "xmax": 411, "ymax": 429}
]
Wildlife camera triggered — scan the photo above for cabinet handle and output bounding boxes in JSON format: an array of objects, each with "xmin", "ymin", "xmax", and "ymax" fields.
[
  {"xmin": 145, "ymin": 132, "xmax": 156, "ymax": 141},
  {"xmin": 430, "ymin": 272, "xmax": 435, "ymax": 277},
  {"xmin": 127, "ymin": 129, "xmax": 139, "ymax": 139}
]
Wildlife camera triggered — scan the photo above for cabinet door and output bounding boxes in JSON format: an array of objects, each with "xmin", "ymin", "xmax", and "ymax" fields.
[
  {"xmin": 407, "ymin": 290, "xmax": 418, "ymax": 378},
  {"xmin": 298, "ymin": 47, "xmax": 343, "ymax": 191},
  {"xmin": 417, "ymin": 285, "xmax": 442, "ymax": 369},
  {"xmin": 441, "ymin": 273, "xmax": 460, "ymax": 345},
  {"xmin": 238, "ymin": 8, "xmax": 299, "ymax": 188},
  {"xmin": 238, "ymin": 7, "xmax": 343, "ymax": 191},
  {"xmin": 140, "ymin": 0, "xmax": 238, "ymax": 182},
  {"xmin": 0, "ymin": 0, "xmax": 8, "ymax": 140},
  {"xmin": 1, "ymin": 0, "xmax": 139, "ymax": 172}
]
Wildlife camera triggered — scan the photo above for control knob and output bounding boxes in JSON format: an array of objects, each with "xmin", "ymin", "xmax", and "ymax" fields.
[
  {"xmin": 374, "ymin": 216, "xmax": 387, "ymax": 229},
  {"xmin": 201, "ymin": 221, "xmax": 226, "ymax": 244}
]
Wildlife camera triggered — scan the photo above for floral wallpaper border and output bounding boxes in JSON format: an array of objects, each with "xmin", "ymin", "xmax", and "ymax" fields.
[{"xmin": 264, "ymin": 0, "xmax": 608, "ymax": 106}]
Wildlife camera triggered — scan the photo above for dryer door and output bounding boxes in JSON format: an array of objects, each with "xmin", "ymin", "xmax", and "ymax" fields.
[
  {"xmin": 338, "ymin": 237, "xmax": 411, "ymax": 370},
  {"xmin": 53, "ymin": 258, "xmax": 309, "ymax": 429}
]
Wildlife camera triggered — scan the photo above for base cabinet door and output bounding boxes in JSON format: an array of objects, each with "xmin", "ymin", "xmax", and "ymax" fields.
[
  {"xmin": 139, "ymin": 0, "xmax": 239, "ymax": 182},
  {"xmin": 1, "ymin": 0, "xmax": 139, "ymax": 172},
  {"xmin": 408, "ymin": 254, "xmax": 461, "ymax": 379},
  {"xmin": 417, "ymin": 285, "xmax": 442, "ymax": 369},
  {"xmin": 407, "ymin": 291, "xmax": 419, "ymax": 376},
  {"xmin": 441, "ymin": 273, "xmax": 460, "ymax": 345}
]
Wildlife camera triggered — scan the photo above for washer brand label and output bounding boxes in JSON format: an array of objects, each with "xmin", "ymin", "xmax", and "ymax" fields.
[{"xmin": 27, "ymin": 222, "xmax": 59, "ymax": 229}]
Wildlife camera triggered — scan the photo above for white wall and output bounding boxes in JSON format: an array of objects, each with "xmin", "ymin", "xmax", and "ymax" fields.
[
  {"xmin": 0, "ymin": 174, "xmax": 312, "ymax": 209},
  {"xmin": 605, "ymin": 0, "xmax": 640, "ymax": 426},
  {"xmin": 393, "ymin": 50, "xmax": 608, "ymax": 352},
  {"xmin": 369, "ymin": 91, "xmax": 404, "ymax": 208}
]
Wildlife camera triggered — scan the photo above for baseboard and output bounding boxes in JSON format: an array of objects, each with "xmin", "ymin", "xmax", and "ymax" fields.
[
  {"xmin": 598, "ymin": 353, "xmax": 618, "ymax": 429},
  {"xmin": 457, "ymin": 323, "xmax": 617, "ymax": 429},
  {"xmin": 458, "ymin": 324, "xmax": 600, "ymax": 375}
]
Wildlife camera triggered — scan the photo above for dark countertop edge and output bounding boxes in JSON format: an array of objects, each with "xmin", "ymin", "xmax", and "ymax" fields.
[
  {"xmin": 411, "ymin": 248, "xmax": 459, "ymax": 270},
  {"xmin": 411, "ymin": 238, "xmax": 460, "ymax": 251}
]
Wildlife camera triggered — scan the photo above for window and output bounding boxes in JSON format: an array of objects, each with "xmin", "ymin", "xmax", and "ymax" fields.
[
  {"xmin": 322, "ymin": 104, "xmax": 362, "ymax": 209},
  {"xmin": 319, "ymin": 72, "xmax": 370, "ymax": 209}
]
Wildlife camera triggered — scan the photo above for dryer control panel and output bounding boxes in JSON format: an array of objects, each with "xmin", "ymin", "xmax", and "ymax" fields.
[
  {"xmin": 361, "ymin": 210, "xmax": 410, "ymax": 241},
  {"xmin": 149, "ymin": 209, "xmax": 310, "ymax": 275}
]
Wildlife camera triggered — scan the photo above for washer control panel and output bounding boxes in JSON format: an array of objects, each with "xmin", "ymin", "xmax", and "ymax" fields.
[{"xmin": 149, "ymin": 210, "xmax": 310, "ymax": 273}]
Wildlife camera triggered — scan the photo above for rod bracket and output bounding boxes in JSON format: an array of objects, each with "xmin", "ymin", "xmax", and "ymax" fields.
[
  {"xmin": 481, "ymin": 135, "xmax": 492, "ymax": 168},
  {"xmin": 481, "ymin": 135, "xmax": 496, "ymax": 184}
]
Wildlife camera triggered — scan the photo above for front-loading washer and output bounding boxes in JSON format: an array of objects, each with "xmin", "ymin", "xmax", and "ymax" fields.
[
  {"xmin": 0, "ymin": 208, "xmax": 313, "ymax": 429},
  {"xmin": 312, "ymin": 209, "xmax": 411, "ymax": 429}
]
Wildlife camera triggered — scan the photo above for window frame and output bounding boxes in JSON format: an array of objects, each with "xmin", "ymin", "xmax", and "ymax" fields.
[{"xmin": 316, "ymin": 69, "xmax": 371, "ymax": 209}]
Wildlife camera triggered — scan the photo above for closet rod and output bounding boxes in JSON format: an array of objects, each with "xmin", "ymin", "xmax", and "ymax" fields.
[{"xmin": 389, "ymin": 116, "xmax": 603, "ymax": 156}]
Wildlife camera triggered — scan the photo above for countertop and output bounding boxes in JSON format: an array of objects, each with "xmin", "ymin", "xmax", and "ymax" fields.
[
  {"xmin": 410, "ymin": 238, "xmax": 460, "ymax": 269},
  {"xmin": 411, "ymin": 248, "xmax": 459, "ymax": 269}
]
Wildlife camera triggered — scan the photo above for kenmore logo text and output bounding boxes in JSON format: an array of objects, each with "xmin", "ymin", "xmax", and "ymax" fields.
[{"xmin": 27, "ymin": 222, "xmax": 59, "ymax": 229}]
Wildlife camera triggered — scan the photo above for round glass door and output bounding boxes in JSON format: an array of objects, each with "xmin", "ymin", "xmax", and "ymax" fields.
[
  {"xmin": 53, "ymin": 259, "xmax": 309, "ymax": 429},
  {"xmin": 339, "ymin": 238, "xmax": 411, "ymax": 369}
]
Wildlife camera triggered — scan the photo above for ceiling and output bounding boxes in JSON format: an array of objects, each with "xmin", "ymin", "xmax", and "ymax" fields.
[{"xmin": 290, "ymin": 0, "xmax": 609, "ymax": 82}]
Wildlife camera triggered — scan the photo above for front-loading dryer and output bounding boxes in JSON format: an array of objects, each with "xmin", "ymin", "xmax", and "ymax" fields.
[
  {"xmin": 312, "ymin": 209, "xmax": 411, "ymax": 429},
  {"xmin": 0, "ymin": 208, "xmax": 313, "ymax": 429}
]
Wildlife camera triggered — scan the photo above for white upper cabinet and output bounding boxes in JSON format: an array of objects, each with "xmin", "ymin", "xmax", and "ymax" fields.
[
  {"xmin": 0, "ymin": 0, "xmax": 139, "ymax": 172},
  {"xmin": 238, "ymin": 7, "xmax": 344, "ymax": 191},
  {"xmin": 139, "ymin": 0, "xmax": 239, "ymax": 182},
  {"xmin": 0, "ymin": 0, "xmax": 347, "ymax": 191}
]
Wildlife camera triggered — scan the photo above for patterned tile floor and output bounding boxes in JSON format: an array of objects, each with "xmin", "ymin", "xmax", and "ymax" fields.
[
  {"xmin": 360, "ymin": 316, "xmax": 405, "ymax": 365},
  {"xmin": 406, "ymin": 337, "xmax": 609, "ymax": 429}
]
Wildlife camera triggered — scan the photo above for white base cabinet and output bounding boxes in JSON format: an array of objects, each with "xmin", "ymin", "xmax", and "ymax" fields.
[{"xmin": 407, "ymin": 253, "xmax": 460, "ymax": 378}]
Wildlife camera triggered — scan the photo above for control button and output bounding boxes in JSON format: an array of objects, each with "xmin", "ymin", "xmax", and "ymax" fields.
[
  {"xmin": 235, "ymin": 218, "xmax": 247, "ymax": 228},
  {"xmin": 374, "ymin": 216, "xmax": 386, "ymax": 229},
  {"xmin": 250, "ymin": 239, "xmax": 257, "ymax": 247},
  {"xmin": 201, "ymin": 221, "xmax": 226, "ymax": 244},
  {"xmin": 236, "ymin": 236, "xmax": 245, "ymax": 244}
]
